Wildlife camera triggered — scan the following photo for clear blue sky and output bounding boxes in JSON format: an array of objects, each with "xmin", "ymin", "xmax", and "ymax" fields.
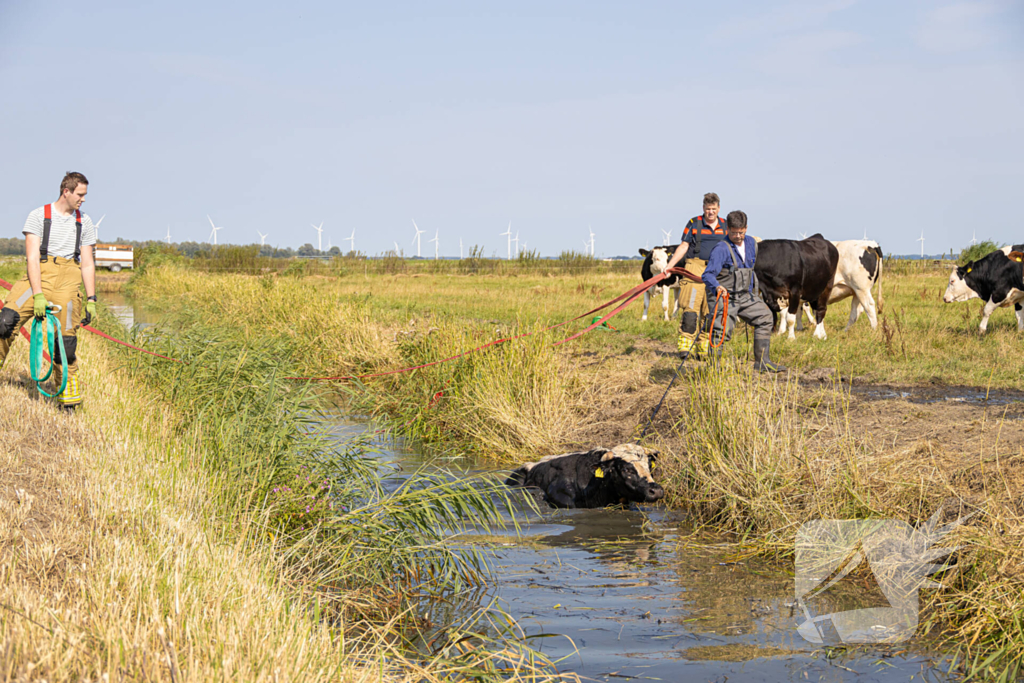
[{"xmin": 1, "ymin": 1, "xmax": 1021, "ymax": 256}]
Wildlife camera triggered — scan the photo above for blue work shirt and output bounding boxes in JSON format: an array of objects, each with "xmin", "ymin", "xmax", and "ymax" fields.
[
  {"xmin": 682, "ymin": 215, "xmax": 729, "ymax": 261},
  {"xmin": 702, "ymin": 236, "xmax": 758, "ymax": 293}
]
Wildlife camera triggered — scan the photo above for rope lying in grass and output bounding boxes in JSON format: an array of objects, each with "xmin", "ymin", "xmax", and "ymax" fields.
[
  {"xmin": 0, "ymin": 277, "xmax": 182, "ymax": 363},
  {"xmin": 285, "ymin": 266, "xmax": 705, "ymax": 381},
  {"xmin": 1, "ymin": 268, "xmax": 710, "ymax": 378}
]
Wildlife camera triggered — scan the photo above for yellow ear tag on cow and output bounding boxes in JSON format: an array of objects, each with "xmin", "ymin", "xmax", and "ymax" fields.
[
  {"xmin": 650, "ymin": 461, "xmax": 656, "ymax": 470},
  {"xmin": 967, "ymin": 267, "xmax": 972, "ymax": 273},
  {"xmin": 594, "ymin": 467, "xmax": 604, "ymax": 478}
]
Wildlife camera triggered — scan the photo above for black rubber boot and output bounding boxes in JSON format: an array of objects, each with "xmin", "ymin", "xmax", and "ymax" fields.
[{"xmin": 753, "ymin": 337, "xmax": 785, "ymax": 373}]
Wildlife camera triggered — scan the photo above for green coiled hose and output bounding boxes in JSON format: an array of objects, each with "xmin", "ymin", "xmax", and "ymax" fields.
[{"xmin": 30, "ymin": 309, "xmax": 67, "ymax": 398}]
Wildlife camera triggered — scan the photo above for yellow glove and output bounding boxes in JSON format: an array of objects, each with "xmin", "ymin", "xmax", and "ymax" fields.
[{"xmin": 33, "ymin": 294, "xmax": 47, "ymax": 320}]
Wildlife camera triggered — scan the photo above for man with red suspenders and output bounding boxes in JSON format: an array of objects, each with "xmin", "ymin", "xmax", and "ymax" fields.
[{"xmin": 0, "ymin": 171, "xmax": 98, "ymax": 409}]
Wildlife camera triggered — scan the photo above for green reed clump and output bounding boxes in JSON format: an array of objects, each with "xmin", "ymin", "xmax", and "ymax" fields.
[
  {"xmin": 556, "ymin": 250, "xmax": 596, "ymax": 275},
  {"xmin": 115, "ymin": 321, "xmax": 520, "ymax": 602},
  {"xmin": 958, "ymin": 240, "xmax": 1003, "ymax": 265}
]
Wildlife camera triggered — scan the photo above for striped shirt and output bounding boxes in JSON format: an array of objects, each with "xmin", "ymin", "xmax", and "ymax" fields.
[{"xmin": 23, "ymin": 205, "xmax": 97, "ymax": 260}]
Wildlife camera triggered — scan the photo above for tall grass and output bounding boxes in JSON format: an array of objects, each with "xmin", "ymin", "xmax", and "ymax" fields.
[{"xmin": 0, "ymin": 303, "xmax": 568, "ymax": 680}]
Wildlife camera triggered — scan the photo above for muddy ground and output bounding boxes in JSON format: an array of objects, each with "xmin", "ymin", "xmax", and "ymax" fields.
[{"xmin": 567, "ymin": 336, "xmax": 1024, "ymax": 459}]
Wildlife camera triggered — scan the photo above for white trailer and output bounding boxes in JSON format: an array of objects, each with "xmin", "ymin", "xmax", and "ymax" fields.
[{"xmin": 94, "ymin": 244, "xmax": 134, "ymax": 272}]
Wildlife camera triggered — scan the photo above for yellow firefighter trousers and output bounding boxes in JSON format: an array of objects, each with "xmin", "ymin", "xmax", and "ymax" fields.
[
  {"xmin": 677, "ymin": 258, "xmax": 710, "ymax": 355},
  {"xmin": 0, "ymin": 257, "xmax": 84, "ymax": 406}
]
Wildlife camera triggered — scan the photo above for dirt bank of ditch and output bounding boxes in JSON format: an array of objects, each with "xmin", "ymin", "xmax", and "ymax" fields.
[{"xmin": 564, "ymin": 335, "xmax": 1024, "ymax": 463}]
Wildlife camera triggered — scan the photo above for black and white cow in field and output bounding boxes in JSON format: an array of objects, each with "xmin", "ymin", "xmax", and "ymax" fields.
[
  {"xmin": 505, "ymin": 444, "xmax": 664, "ymax": 509},
  {"xmin": 943, "ymin": 245, "xmax": 1024, "ymax": 333},
  {"xmin": 784, "ymin": 240, "xmax": 885, "ymax": 336},
  {"xmin": 639, "ymin": 246, "xmax": 682, "ymax": 321},
  {"xmin": 755, "ymin": 234, "xmax": 840, "ymax": 340}
]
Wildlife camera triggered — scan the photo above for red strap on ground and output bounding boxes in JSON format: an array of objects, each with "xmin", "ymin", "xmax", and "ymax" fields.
[
  {"xmin": 80, "ymin": 324, "xmax": 183, "ymax": 362},
  {"xmin": 287, "ymin": 266, "xmax": 703, "ymax": 381}
]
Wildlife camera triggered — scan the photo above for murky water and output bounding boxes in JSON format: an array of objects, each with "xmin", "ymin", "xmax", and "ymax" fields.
[
  {"xmin": 325, "ymin": 419, "xmax": 957, "ymax": 682},
  {"xmin": 102, "ymin": 291, "xmax": 160, "ymax": 328},
  {"xmin": 852, "ymin": 385, "xmax": 1024, "ymax": 407}
]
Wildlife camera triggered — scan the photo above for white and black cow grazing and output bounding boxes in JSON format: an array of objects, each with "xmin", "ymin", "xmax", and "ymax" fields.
[
  {"xmin": 639, "ymin": 246, "xmax": 682, "ymax": 321},
  {"xmin": 783, "ymin": 240, "xmax": 885, "ymax": 336},
  {"xmin": 943, "ymin": 245, "xmax": 1024, "ymax": 333},
  {"xmin": 505, "ymin": 444, "xmax": 664, "ymax": 508},
  {"xmin": 755, "ymin": 234, "xmax": 840, "ymax": 340}
]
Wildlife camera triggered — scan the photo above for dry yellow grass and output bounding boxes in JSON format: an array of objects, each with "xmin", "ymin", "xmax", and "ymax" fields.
[{"xmin": 0, "ymin": 337, "xmax": 440, "ymax": 681}]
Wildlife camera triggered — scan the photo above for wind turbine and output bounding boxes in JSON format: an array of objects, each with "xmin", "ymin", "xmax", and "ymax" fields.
[
  {"xmin": 257, "ymin": 231, "xmax": 268, "ymax": 245},
  {"xmin": 165, "ymin": 225, "xmax": 172, "ymax": 244},
  {"xmin": 311, "ymin": 222, "xmax": 324, "ymax": 252},
  {"xmin": 500, "ymin": 221, "xmax": 512, "ymax": 259},
  {"xmin": 863, "ymin": 228, "xmax": 868, "ymax": 240},
  {"xmin": 411, "ymin": 220, "xmax": 425, "ymax": 257},
  {"xmin": 660, "ymin": 228, "xmax": 672, "ymax": 245},
  {"xmin": 459, "ymin": 238, "xmax": 463, "ymax": 259},
  {"xmin": 345, "ymin": 229, "xmax": 355, "ymax": 254},
  {"xmin": 588, "ymin": 226, "xmax": 595, "ymax": 256},
  {"xmin": 393, "ymin": 241, "xmax": 400, "ymax": 254},
  {"xmin": 94, "ymin": 214, "xmax": 105, "ymax": 239},
  {"xmin": 918, "ymin": 231, "xmax": 926, "ymax": 258},
  {"xmin": 970, "ymin": 231, "xmax": 978, "ymax": 246},
  {"xmin": 429, "ymin": 229, "xmax": 439, "ymax": 260},
  {"xmin": 207, "ymin": 215, "xmax": 223, "ymax": 245},
  {"xmin": 512, "ymin": 231, "xmax": 519, "ymax": 258},
  {"xmin": 799, "ymin": 231, "xmax": 808, "ymax": 239}
]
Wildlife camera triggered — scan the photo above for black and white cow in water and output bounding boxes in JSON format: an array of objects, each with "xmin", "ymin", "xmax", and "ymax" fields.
[
  {"xmin": 755, "ymin": 234, "xmax": 839, "ymax": 340},
  {"xmin": 505, "ymin": 444, "xmax": 664, "ymax": 509},
  {"xmin": 943, "ymin": 245, "xmax": 1024, "ymax": 333},
  {"xmin": 639, "ymin": 246, "xmax": 682, "ymax": 321},
  {"xmin": 784, "ymin": 240, "xmax": 885, "ymax": 336}
]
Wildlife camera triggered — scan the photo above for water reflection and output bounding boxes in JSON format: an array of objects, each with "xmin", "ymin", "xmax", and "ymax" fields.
[
  {"xmin": 102, "ymin": 291, "xmax": 158, "ymax": 329},
  {"xmin": 322, "ymin": 417, "xmax": 955, "ymax": 682}
]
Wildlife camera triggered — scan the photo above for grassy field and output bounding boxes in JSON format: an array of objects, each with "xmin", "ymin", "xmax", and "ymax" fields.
[{"xmin": 122, "ymin": 257, "xmax": 1024, "ymax": 680}]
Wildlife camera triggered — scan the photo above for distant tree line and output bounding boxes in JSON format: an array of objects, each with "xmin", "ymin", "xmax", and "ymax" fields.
[{"xmin": 0, "ymin": 235, "xmax": 357, "ymax": 259}]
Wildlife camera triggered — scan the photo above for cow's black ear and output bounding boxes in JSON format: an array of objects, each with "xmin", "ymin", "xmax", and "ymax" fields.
[
  {"xmin": 639, "ymin": 248, "xmax": 650, "ymax": 257},
  {"xmin": 647, "ymin": 450, "xmax": 659, "ymax": 461}
]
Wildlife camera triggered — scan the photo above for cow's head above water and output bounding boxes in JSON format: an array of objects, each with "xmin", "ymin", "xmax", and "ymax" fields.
[
  {"xmin": 599, "ymin": 444, "xmax": 664, "ymax": 504},
  {"xmin": 943, "ymin": 264, "xmax": 980, "ymax": 303}
]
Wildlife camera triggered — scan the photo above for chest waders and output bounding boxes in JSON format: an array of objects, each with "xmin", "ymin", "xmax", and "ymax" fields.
[{"xmin": 706, "ymin": 241, "xmax": 759, "ymax": 352}]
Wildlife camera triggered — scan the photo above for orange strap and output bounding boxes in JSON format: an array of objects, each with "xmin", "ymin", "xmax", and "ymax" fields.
[{"xmin": 708, "ymin": 290, "xmax": 730, "ymax": 349}]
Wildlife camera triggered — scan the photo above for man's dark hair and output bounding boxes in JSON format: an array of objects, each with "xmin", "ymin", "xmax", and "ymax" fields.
[
  {"xmin": 703, "ymin": 192, "xmax": 720, "ymax": 207},
  {"xmin": 726, "ymin": 210, "xmax": 747, "ymax": 229},
  {"xmin": 60, "ymin": 171, "xmax": 89, "ymax": 196}
]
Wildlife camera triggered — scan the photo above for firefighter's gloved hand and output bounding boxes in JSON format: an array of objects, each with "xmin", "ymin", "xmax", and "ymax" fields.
[
  {"xmin": 81, "ymin": 300, "xmax": 96, "ymax": 327},
  {"xmin": 33, "ymin": 294, "xmax": 47, "ymax": 320}
]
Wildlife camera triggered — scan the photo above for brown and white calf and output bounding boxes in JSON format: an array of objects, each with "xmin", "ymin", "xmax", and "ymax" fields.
[{"xmin": 943, "ymin": 245, "xmax": 1024, "ymax": 333}]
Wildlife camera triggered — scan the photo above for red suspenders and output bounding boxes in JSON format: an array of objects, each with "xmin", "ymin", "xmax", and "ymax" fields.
[{"xmin": 41, "ymin": 204, "xmax": 83, "ymax": 264}]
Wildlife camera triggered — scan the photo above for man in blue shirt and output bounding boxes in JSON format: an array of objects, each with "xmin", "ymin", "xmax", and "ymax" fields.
[
  {"xmin": 663, "ymin": 192, "xmax": 728, "ymax": 359},
  {"xmin": 702, "ymin": 210, "xmax": 785, "ymax": 373}
]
